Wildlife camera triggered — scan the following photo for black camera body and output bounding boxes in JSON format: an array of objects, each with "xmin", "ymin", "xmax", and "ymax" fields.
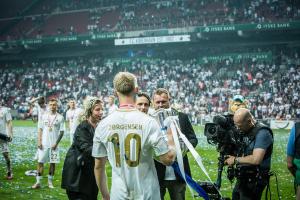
[
  {"xmin": 204, "ymin": 114, "xmax": 244, "ymax": 156},
  {"xmin": 203, "ymin": 114, "xmax": 247, "ymax": 193}
]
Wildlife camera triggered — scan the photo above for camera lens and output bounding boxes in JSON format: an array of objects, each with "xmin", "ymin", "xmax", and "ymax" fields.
[{"xmin": 208, "ymin": 126, "xmax": 216, "ymax": 134}]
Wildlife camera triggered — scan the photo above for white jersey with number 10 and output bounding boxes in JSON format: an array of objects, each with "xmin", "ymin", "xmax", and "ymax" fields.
[{"xmin": 92, "ymin": 108, "xmax": 169, "ymax": 200}]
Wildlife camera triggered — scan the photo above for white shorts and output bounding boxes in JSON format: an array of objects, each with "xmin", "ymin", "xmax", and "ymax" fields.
[
  {"xmin": 69, "ymin": 130, "xmax": 75, "ymax": 143},
  {"xmin": 37, "ymin": 148, "xmax": 60, "ymax": 164},
  {"xmin": 0, "ymin": 141, "xmax": 9, "ymax": 153}
]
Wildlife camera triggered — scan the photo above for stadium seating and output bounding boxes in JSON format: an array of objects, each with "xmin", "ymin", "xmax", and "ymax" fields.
[
  {"xmin": 0, "ymin": 50, "xmax": 299, "ymax": 121},
  {"xmin": 0, "ymin": 0, "xmax": 299, "ymax": 40}
]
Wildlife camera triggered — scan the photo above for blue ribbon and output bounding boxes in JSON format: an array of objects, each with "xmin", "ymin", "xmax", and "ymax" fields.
[{"xmin": 172, "ymin": 161, "xmax": 209, "ymax": 200}]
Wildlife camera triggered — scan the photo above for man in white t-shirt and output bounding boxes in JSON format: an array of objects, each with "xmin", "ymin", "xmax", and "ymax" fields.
[
  {"xmin": 0, "ymin": 105, "xmax": 13, "ymax": 180},
  {"xmin": 31, "ymin": 105, "xmax": 38, "ymax": 122},
  {"xmin": 66, "ymin": 100, "xmax": 82, "ymax": 144},
  {"xmin": 92, "ymin": 72, "xmax": 176, "ymax": 200},
  {"xmin": 106, "ymin": 95, "xmax": 118, "ymax": 115},
  {"xmin": 29, "ymin": 96, "xmax": 47, "ymax": 123},
  {"xmin": 29, "ymin": 97, "xmax": 48, "ymax": 162},
  {"xmin": 32, "ymin": 99, "xmax": 64, "ymax": 189}
]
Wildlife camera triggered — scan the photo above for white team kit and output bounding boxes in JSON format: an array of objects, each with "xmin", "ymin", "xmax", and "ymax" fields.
[
  {"xmin": 37, "ymin": 112, "xmax": 64, "ymax": 163},
  {"xmin": 66, "ymin": 107, "xmax": 82, "ymax": 142},
  {"xmin": 0, "ymin": 107, "xmax": 12, "ymax": 153},
  {"xmin": 107, "ymin": 104, "xmax": 118, "ymax": 115},
  {"xmin": 33, "ymin": 103, "xmax": 47, "ymax": 160},
  {"xmin": 35, "ymin": 102, "xmax": 47, "ymax": 123},
  {"xmin": 93, "ymin": 108, "xmax": 169, "ymax": 200}
]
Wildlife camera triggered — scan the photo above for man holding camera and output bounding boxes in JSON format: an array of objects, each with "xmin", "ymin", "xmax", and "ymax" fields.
[{"xmin": 225, "ymin": 108, "xmax": 273, "ymax": 200}]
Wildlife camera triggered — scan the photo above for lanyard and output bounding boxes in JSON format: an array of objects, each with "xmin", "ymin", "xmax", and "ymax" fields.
[
  {"xmin": 48, "ymin": 113, "xmax": 57, "ymax": 128},
  {"xmin": 69, "ymin": 109, "xmax": 76, "ymax": 119}
]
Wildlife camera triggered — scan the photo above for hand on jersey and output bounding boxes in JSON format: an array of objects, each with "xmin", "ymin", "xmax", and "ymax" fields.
[
  {"xmin": 38, "ymin": 143, "xmax": 43, "ymax": 150},
  {"xmin": 51, "ymin": 144, "xmax": 58, "ymax": 150}
]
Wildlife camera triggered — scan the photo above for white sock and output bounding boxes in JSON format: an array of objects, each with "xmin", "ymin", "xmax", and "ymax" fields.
[
  {"xmin": 36, "ymin": 176, "xmax": 42, "ymax": 184},
  {"xmin": 48, "ymin": 175, "xmax": 53, "ymax": 183}
]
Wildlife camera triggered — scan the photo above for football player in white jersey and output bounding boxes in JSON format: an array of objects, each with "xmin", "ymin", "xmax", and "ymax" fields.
[
  {"xmin": 66, "ymin": 99, "xmax": 83, "ymax": 144},
  {"xmin": 29, "ymin": 96, "xmax": 47, "ymax": 123},
  {"xmin": 106, "ymin": 95, "xmax": 118, "ymax": 115},
  {"xmin": 0, "ymin": 105, "xmax": 13, "ymax": 180},
  {"xmin": 32, "ymin": 98, "xmax": 65, "ymax": 189},
  {"xmin": 92, "ymin": 72, "xmax": 176, "ymax": 200},
  {"xmin": 29, "ymin": 97, "xmax": 48, "ymax": 168}
]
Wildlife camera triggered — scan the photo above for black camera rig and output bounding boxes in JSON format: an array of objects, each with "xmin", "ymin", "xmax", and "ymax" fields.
[
  {"xmin": 204, "ymin": 114, "xmax": 244, "ymax": 156},
  {"xmin": 199, "ymin": 114, "xmax": 246, "ymax": 199}
]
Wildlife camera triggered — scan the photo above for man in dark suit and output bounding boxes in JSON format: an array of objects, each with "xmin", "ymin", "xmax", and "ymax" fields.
[{"xmin": 152, "ymin": 88, "xmax": 198, "ymax": 200}]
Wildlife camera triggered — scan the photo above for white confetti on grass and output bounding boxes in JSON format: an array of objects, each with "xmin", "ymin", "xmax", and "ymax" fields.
[{"xmin": 0, "ymin": 126, "xmax": 295, "ymax": 200}]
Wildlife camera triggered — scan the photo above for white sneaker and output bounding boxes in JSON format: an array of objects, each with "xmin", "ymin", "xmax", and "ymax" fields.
[
  {"xmin": 31, "ymin": 183, "xmax": 41, "ymax": 189},
  {"xmin": 48, "ymin": 182, "xmax": 54, "ymax": 189}
]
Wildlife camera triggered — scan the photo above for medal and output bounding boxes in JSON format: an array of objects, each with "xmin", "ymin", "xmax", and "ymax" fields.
[
  {"xmin": 48, "ymin": 113, "xmax": 57, "ymax": 132},
  {"xmin": 70, "ymin": 109, "xmax": 75, "ymax": 122}
]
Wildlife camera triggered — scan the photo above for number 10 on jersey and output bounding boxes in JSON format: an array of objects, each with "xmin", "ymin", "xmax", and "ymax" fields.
[{"xmin": 109, "ymin": 133, "xmax": 141, "ymax": 167}]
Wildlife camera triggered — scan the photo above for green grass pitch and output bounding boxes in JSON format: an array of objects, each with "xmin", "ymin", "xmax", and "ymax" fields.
[{"xmin": 0, "ymin": 120, "xmax": 295, "ymax": 199}]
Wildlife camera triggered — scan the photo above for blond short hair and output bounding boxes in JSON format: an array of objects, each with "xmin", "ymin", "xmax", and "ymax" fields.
[{"xmin": 113, "ymin": 72, "xmax": 137, "ymax": 95}]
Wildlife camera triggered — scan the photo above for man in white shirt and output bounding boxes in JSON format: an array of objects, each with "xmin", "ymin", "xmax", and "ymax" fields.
[
  {"xmin": 31, "ymin": 105, "xmax": 38, "ymax": 122},
  {"xmin": 106, "ymin": 95, "xmax": 118, "ymax": 115},
  {"xmin": 92, "ymin": 72, "xmax": 176, "ymax": 200},
  {"xmin": 0, "ymin": 105, "xmax": 13, "ymax": 180},
  {"xmin": 32, "ymin": 98, "xmax": 64, "ymax": 189},
  {"xmin": 29, "ymin": 97, "xmax": 48, "ymax": 165},
  {"xmin": 66, "ymin": 100, "xmax": 82, "ymax": 144},
  {"xmin": 29, "ymin": 96, "xmax": 47, "ymax": 123}
]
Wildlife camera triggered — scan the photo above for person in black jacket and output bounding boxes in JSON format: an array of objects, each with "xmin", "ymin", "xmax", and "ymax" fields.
[
  {"xmin": 152, "ymin": 88, "xmax": 198, "ymax": 200},
  {"xmin": 61, "ymin": 97, "xmax": 103, "ymax": 200}
]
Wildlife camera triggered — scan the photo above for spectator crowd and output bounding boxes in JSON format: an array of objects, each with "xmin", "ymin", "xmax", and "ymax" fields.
[
  {"xmin": 0, "ymin": 49, "xmax": 299, "ymax": 123},
  {"xmin": 1, "ymin": 0, "xmax": 300, "ymax": 40}
]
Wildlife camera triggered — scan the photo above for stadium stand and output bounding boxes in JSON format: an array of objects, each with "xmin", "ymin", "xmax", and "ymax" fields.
[
  {"xmin": 1, "ymin": 0, "xmax": 300, "ymax": 40},
  {"xmin": 0, "ymin": 0, "xmax": 299, "ymax": 122},
  {"xmin": 0, "ymin": 48, "xmax": 299, "ymax": 121}
]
